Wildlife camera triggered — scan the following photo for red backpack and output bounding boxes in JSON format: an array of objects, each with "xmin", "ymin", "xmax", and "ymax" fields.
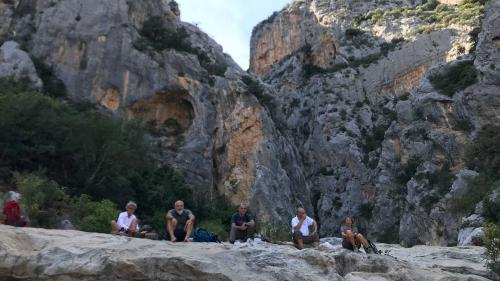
[{"xmin": 2, "ymin": 200, "xmax": 24, "ymax": 226}]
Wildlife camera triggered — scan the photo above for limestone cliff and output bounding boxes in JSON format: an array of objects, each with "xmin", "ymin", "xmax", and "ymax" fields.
[
  {"xmin": 0, "ymin": 0, "xmax": 311, "ymax": 221},
  {"xmin": 249, "ymin": 0, "xmax": 499, "ymax": 246}
]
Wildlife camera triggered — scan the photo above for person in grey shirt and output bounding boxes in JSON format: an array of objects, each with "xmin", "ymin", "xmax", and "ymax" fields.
[
  {"xmin": 166, "ymin": 200, "xmax": 195, "ymax": 242},
  {"xmin": 340, "ymin": 216, "xmax": 371, "ymax": 253}
]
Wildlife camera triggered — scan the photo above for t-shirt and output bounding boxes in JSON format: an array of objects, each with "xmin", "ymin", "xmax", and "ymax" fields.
[
  {"xmin": 340, "ymin": 224, "xmax": 359, "ymax": 238},
  {"xmin": 117, "ymin": 211, "xmax": 139, "ymax": 231},
  {"xmin": 291, "ymin": 216, "xmax": 314, "ymax": 236},
  {"xmin": 168, "ymin": 209, "xmax": 193, "ymax": 230},
  {"xmin": 231, "ymin": 213, "xmax": 253, "ymax": 226}
]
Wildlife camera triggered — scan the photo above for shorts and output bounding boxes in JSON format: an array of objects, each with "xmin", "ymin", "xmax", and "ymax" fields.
[
  {"xmin": 342, "ymin": 239, "xmax": 356, "ymax": 250},
  {"xmin": 170, "ymin": 228, "xmax": 187, "ymax": 241}
]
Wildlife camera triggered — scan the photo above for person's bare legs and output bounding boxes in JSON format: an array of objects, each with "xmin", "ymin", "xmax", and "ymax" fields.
[
  {"xmin": 167, "ymin": 218, "xmax": 178, "ymax": 242},
  {"xmin": 293, "ymin": 231, "xmax": 304, "ymax": 249},
  {"xmin": 346, "ymin": 230, "xmax": 357, "ymax": 249},
  {"xmin": 128, "ymin": 219, "xmax": 138, "ymax": 236},
  {"xmin": 111, "ymin": 220, "xmax": 121, "ymax": 233},
  {"xmin": 355, "ymin": 233, "xmax": 369, "ymax": 248},
  {"xmin": 184, "ymin": 219, "xmax": 194, "ymax": 242}
]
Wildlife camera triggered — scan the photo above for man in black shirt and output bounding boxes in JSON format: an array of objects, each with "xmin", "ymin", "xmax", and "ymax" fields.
[
  {"xmin": 229, "ymin": 204, "xmax": 255, "ymax": 244},
  {"xmin": 166, "ymin": 200, "xmax": 195, "ymax": 242}
]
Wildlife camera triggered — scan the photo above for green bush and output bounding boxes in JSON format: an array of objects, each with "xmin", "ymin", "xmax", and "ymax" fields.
[
  {"xmin": 430, "ymin": 61, "xmax": 477, "ymax": 97},
  {"xmin": 242, "ymin": 76, "xmax": 276, "ymax": 111},
  {"xmin": 198, "ymin": 220, "xmax": 229, "ymax": 241},
  {"xmin": 484, "ymin": 223, "xmax": 500, "ymax": 276},
  {"xmin": 70, "ymin": 194, "xmax": 120, "ymax": 233},
  {"xmin": 483, "ymin": 198, "xmax": 500, "ymax": 223},
  {"xmin": 136, "ymin": 16, "xmax": 192, "ymax": 53},
  {"xmin": 14, "ymin": 172, "xmax": 67, "ymax": 228},
  {"xmin": 258, "ymin": 220, "xmax": 291, "ymax": 242},
  {"xmin": 345, "ymin": 28, "xmax": 364, "ymax": 38},
  {"xmin": 428, "ymin": 164, "xmax": 455, "ymax": 196},
  {"xmin": 452, "ymin": 126, "xmax": 500, "ymax": 213}
]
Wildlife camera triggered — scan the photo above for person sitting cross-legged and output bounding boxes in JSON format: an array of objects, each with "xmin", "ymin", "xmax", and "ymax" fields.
[
  {"xmin": 340, "ymin": 215, "xmax": 371, "ymax": 253},
  {"xmin": 229, "ymin": 204, "xmax": 256, "ymax": 244},
  {"xmin": 111, "ymin": 201, "xmax": 139, "ymax": 236},
  {"xmin": 291, "ymin": 207, "xmax": 319, "ymax": 250},
  {"xmin": 166, "ymin": 200, "xmax": 195, "ymax": 242}
]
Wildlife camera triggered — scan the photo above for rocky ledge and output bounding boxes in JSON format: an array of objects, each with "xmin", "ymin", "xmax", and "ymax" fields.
[{"xmin": 0, "ymin": 226, "xmax": 496, "ymax": 281}]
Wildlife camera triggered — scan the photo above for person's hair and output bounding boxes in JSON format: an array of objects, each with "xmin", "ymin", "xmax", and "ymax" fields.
[
  {"xmin": 126, "ymin": 201, "xmax": 137, "ymax": 210},
  {"xmin": 7, "ymin": 191, "xmax": 21, "ymax": 202},
  {"xmin": 175, "ymin": 200, "xmax": 184, "ymax": 206}
]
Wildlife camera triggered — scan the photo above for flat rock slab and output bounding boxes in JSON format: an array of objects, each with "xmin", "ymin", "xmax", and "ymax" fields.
[{"xmin": 0, "ymin": 226, "xmax": 495, "ymax": 281}]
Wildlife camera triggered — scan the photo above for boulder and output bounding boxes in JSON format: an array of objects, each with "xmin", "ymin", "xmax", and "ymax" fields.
[{"xmin": 0, "ymin": 226, "xmax": 495, "ymax": 281}]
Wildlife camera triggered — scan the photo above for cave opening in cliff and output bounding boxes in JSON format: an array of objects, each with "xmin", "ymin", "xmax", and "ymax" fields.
[{"xmin": 128, "ymin": 90, "xmax": 195, "ymax": 137}]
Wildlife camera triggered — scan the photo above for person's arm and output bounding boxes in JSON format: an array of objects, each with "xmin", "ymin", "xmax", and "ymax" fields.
[
  {"xmin": 187, "ymin": 210, "xmax": 195, "ymax": 223},
  {"xmin": 311, "ymin": 219, "xmax": 318, "ymax": 235},
  {"xmin": 246, "ymin": 218, "xmax": 255, "ymax": 227},
  {"xmin": 294, "ymin": 217, "xmax": 305, "ymax": 232},
  {"xmin": 166, "ymin": 210, "xmax": 173, "ymax": 220},
  {"xmin": 340, "ymin": 225, "xmax": 346, "ymax": 238}
]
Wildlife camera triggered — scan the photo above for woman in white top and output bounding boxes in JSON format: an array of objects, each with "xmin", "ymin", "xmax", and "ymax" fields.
[{"xmin": 111, "ymin": 201, "xmax": 139, "ymax": 236}]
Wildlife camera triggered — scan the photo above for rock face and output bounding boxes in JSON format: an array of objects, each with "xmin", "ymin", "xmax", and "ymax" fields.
[
  {"xmin": 0, "ymin": 41, "xmax": 42, "ymax": 88},
  {"xmin": 0, "ymin": 0, "xmax": 312, "ymax": 220},
  {"xmin": 0, "ymin": 226, "xmax": 496, "ymax": 281},
  {"xmin": 248, "ymin": 0, "xmax": 499, "ymax": 246},
  {"xmin": 249, "ymin": 2, "xmax": 337, "ymax": 76}
]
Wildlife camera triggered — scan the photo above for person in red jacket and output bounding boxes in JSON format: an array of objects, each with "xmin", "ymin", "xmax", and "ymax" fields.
[{"xmin": 2, "ymin": 191, "xmax": 27, "ymax": 227}]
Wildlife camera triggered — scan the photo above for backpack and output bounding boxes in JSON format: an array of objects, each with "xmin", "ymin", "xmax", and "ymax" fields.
[
  {"xmin": 2, "ymin": 200, "xmax": 23, "ymax": 226},
  {"xmin": 193, "ymin": 227, "xmax": 220, "ymax": 243},
  {"xmin": 367, "ymin": 239, "xmax": 381, "ymax": 254}
]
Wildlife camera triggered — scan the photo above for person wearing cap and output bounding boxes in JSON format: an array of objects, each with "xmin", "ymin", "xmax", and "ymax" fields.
[{"xmin": 111, "ymin": 201, "xmax": 139, "ymax": 236}]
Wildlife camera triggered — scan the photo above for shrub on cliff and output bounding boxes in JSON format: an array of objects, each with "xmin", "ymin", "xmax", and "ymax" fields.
[
  {"xmin": 429, "ymin": 60, "xmax": 477, "ymax": 97},
  {"xmin": 135, "ymin": 16, "xmax": 192, "ymax": 53},
  {"xmin": 14, "ymin": 172, "xmax": 66, "ymax": 228},
  {"xmin": 484, "ymin": 223, "xmax": 500, "ymax": 276},
  {"xmin": 452, "ymin": 126, "xmax": 500, "ymax": 216},
  {"xmin": 70, "ymin": 195, "xmax": 120, "ymax": 233}
]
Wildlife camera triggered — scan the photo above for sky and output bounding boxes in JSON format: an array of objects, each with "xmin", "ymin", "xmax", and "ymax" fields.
[{"xmin": 176, "ymin": 0, "xmax": 291, "ymax": 70}]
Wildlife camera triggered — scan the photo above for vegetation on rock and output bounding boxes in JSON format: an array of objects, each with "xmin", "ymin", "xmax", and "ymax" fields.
[
  {"xmin": 430, "ymin": 60, "xmax": 477, "ymax": 97},
  {"xmin": 0, "ymin": 77, "xmax": 236, "ymax": 235}
]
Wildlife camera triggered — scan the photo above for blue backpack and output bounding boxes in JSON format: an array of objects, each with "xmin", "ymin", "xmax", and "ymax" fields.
[{"xmin": 193, "ymin": 227, "xmax": 220, "ymax": 243}]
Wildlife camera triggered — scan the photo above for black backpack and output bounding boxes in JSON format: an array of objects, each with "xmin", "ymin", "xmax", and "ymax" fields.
[{"xmin": 193, "ymin": 227, "xmax": 221, "ymax": 243}]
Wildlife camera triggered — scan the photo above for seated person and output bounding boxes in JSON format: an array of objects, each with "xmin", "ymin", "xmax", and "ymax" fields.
[
  {"xmin": 340, "ymin": 216, "xmax": 371, "ymax": 253},
  {"xmin": 111, "ymin": 201, "xmax": 139, "ymax": 236},
  {"xmin": 291, "ymin": 207, "xmax": 319, "ymax": 250},
  {"xmin": 2, "ymin": 191, "xmax": 28, "ymax": 227},
  {"xmin": 229, "ymin": 204, "xmax": 255, "ymax": 243},
  {"xmin": 166, "ymin": 200, "xmax": 195, "ymax": 242}
]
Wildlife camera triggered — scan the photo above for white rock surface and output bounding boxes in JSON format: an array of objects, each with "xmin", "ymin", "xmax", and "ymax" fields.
[
  {"xmin": 0, "ymin": 41, "xmax": 42, "ymax": 88},
  {"xmin": 0, "ymin": 226, "xmax": 496, "ymax": 281}
]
